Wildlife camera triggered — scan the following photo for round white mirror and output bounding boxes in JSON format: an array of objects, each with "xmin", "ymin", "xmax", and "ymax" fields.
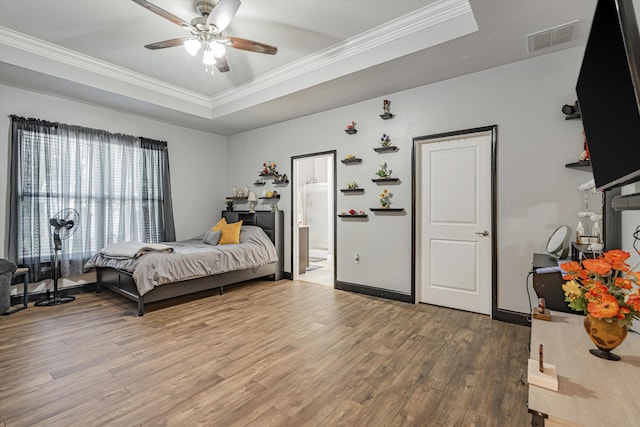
[{"xmin": 546, "ymin": 225, "xmax": 571, "ymax": 259}]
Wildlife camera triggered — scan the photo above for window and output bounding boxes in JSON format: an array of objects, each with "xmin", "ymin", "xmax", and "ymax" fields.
[{"xmin": 8, "ymin": 116, "xmax": 175, "ymax": 280}]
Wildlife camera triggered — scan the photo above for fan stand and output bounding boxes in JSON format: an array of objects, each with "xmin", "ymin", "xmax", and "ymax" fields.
[{"xmin": 35, "ymin": 228, "xmax": 75, "ymax": 306}]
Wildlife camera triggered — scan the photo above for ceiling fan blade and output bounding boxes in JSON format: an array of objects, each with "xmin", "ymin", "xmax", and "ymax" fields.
[
  {"xmin": 227, "ymin": 37, "xmax": 277, "ymax": 55},
  {"xmin": 206, "ymin": 0, "xmax": 241, "ymax": 32},
  {"xmin": 144, "ymin": 37, "xmax": 191, "ymax": 50},
  {"xmin": 131, "ymin": 0, "xmax": 191, "ymax": 28},
  {"xmin": 216, "ymin": 56, "xmax": 231, "ymax": 73}
]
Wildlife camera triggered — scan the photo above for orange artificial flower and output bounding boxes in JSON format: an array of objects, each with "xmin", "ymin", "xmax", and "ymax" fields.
[
  {"xmin": 561, "ymin": 261, "xmax": 581, "ymax": 272},
  {"xmin": 627, "ymin": 294, "xmax": 640, "ymax": 312},
  {"xmin": 582, "ymin": 258, "xmax": 613, "ymax": 276},
  {"xmin": 603, "ymin": 249, "xmax": 631, "ymax": 271},
  {"xmin": 588, "ymin": 293, "xmax": 620, "ymax": 318},
  {"xmin": 561, "ymin": 261, "xmax": 587, "ymax": 281},
  {"xmin": 562, "ymin": 249, "xmax": 639, "ymax": 327},
  {"xmin": 615, "ymin": 277, "xmax": 633, "ymax": 290},
  {"xmin": 586, "ymin": 282, "xmax": 607, "ymax": 302}
]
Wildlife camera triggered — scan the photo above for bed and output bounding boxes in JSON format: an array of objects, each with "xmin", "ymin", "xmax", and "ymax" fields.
[{"xmin": 86, "ymin": 211, "xmax": 284, "ymax": 316}]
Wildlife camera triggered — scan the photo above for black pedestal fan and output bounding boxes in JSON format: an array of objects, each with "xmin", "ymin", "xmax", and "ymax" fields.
[{"xmin": 35, "ymin": 208, "xmax": 80, "ymax": 306}]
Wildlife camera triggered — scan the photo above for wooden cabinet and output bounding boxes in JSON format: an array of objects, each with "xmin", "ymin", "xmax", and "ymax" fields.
[{"xmin": 531, "ymin": 254, "xmax": 572, "ymax": 314}]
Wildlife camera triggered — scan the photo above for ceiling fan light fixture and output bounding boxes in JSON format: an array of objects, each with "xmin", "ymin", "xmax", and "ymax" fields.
[
  {"xmin": 209, "ymin": 41, "xmax": 226, "ymax": 58},
  {"xmin": 184, "ymin": 38, "xmax": 201, "ymax": 56},
  {"xmin": 202, "ymin": 49, "xmax": 216, "ymax": 65}
]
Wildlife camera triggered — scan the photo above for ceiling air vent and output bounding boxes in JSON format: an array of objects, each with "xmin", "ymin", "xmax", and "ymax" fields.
[{"xmin": 527, "ymin": 20, "xmax": 579, "ymax": 53}]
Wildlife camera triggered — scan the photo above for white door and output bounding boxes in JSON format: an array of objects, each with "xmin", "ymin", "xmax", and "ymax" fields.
[{"xmin": 416, "ymin": 131, "xmax": 493, "ymax": 315}]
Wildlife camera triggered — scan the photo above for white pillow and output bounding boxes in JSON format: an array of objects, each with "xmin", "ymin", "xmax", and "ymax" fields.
[{"xmin": 202, "ymin": 230, "xmax": 222, "ymax": 246}]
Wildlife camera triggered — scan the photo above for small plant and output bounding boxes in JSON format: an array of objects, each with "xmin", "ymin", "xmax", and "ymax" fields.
[
  {"xmin": 260, "ymin": 161, "xmax": 277, "ymax": 175},
  {"xmin": 346, "ymin": 181, "xmax": 359, "ymax": 189},
  {"xmin": 376, "ymin": 162, "xmax": 391, "ymax": 178},
  {"xmin": 344, "ymin": 154, "xmax": 356, "ymax": 160},
  {"xmin": 379, "ymin": 189, "xmax": 393, "ymax": 208},
  {"xmin": 380, "ymin": 133, "xmax": 391, "ymax": 147},
  {"xmin": 225, "ymin": 200, "xmax": 235, "ymax": 208},
  {"xmin": 346, "ymin": 121, "xmax": 356, "ymax": 131}
]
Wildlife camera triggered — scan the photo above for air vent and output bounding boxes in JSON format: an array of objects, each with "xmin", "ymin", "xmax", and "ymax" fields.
[{"xmin": 527, "ymin": 20, "xmax": 579, "ymax": 53}]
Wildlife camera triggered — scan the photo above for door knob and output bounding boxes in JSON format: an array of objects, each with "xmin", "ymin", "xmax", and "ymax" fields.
[{"xmin": 475, "ymin": 230, "xmax": 489, "ymax": 237}]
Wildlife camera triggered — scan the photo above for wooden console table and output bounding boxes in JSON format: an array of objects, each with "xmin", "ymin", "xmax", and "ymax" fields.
[{"xmin": 528, "ymin": 311, "xmax": 639, "ymax": 426}]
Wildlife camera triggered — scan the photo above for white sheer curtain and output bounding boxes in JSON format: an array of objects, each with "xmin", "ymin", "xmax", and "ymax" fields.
[{"xmin": 8, "ymin": 116, "xmax": 174, "ymax": 280}]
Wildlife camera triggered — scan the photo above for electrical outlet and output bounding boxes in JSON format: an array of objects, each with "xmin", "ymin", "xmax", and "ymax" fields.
[{"xmin": 355, "ymin": 253, "xmax": 360, "ymax": 263}]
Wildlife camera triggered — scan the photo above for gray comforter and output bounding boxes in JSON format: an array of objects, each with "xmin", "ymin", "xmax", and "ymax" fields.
[{"xmin": 84, "ymin": 225, "xmax": 278, "ymax": 296}]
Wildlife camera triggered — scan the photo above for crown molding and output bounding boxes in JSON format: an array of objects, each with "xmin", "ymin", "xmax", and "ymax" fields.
[
  {"xmin": 208, "ymin": 0, "xmax": 475, "ymax": 111},
  {"xmin": 0, "ymin": 26, "xmax": 210, "ymax": 108},
  {"xmin": 0, "ymin": 0, "xmax": 474, "ymax": 122}
]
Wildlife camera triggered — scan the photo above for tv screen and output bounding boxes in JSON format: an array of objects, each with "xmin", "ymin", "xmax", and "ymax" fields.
[{"xmin": 576, "ymin": 0, "xmax": 640, "ymax": 191}]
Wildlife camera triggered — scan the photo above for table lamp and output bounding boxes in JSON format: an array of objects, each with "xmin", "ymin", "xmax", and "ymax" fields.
[{"xmin": 248, "ymin": 191, "xmax": 258, "ymax": 212}]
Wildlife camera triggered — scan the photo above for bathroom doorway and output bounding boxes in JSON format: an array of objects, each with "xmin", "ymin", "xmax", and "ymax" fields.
[{"xmin": 291, "ymin": 151, "xmax": 336, "ymax": 286}]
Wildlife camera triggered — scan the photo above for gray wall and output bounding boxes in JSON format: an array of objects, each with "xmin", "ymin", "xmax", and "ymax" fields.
[
  {"xmin": 1, "ymin": 45, "xmax": 638, "ymax": 313},
  {"xmin": 227, "ymin": 46, "xmax": 615, "ymax": 314}
]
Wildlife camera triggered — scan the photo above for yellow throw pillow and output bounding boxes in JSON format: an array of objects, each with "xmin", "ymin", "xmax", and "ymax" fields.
[
  {"xmin": 218, "ymin": 220, "xmax": 243, "ymax": 245},
  {"xmin": 211, "ymin": 217, "xmax": 227, "ymax": 232}
]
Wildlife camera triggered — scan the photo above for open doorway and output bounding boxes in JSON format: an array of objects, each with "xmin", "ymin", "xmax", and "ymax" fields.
[{"xmin": 292, "ymin": 151, "xmax": 336, "ymax": 286}]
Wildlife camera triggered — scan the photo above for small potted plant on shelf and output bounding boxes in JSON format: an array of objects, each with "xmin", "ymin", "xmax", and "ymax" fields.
[
  {"xmin": 376, "ymin": 162, "xmax": 391, "ymax": 178},
  {"xmin": 379, "ymin": 189, "xmax": 393, "ymax": 208},
  {"xmin": 345, "ymin": 121, "xmax": 357, "ymax": 134},
  {"xmin": 346, "ymin": 181, "xmax": 359, "ymax": 189},
  {"xmin": 225, "ymin": 200, "xmax": 235, "ymax": 212},
  {"xmin": 260, "ymin": 161, "xmax": 277, "ymax": 176},
  {"xmin": 380, "ymin": 133, "xmax": 391, "ymax": 147}
]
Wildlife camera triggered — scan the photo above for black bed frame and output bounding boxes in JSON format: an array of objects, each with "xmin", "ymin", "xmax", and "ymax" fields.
[{"xmin": 96, "ymin": 211, "xmax": 284, "ymax": 316}]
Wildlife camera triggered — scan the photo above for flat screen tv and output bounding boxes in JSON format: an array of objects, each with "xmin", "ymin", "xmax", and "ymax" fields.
[{"xmin": 576, "ymin": 0, "xmax": 640, "ymax": 191}]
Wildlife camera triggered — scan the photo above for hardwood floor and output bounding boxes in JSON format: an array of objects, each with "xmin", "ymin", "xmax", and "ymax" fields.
[{"xmin": 0, "ymin": 280, "xmax": 531, "ymax": 426}]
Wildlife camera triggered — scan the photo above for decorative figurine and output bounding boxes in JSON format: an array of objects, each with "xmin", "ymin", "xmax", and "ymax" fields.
[{"xmin": 380, "ymin": 99, "xmax": 395, "ymax": 119}]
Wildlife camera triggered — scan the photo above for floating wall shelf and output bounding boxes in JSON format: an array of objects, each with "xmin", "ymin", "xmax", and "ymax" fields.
[
  {"xmin": 340, "ymin": 188, "xmax": 365, "ymax": 193},
  {"xmin": 380, "ymin": 113, "xmax": 395, "ymax": 120},
  {"xmin": 370, "ymin": 208, "xmax": 404, "ymax": 212},
  {"xmin": 345, "ymin": 129, "xmax": 357, "ymax": 135},
  {"xmin": 374, "ymin": 146, "xmax": 399, "ymax": 153},
  {"xmin": 338, "ymin": 214, "xmax": 368, "ymax": 218},
  {"xmin": 565, "ymin": 160, "xmax": 592, "ymax": 172},
  {"xmin": 341, "ymin": 158, "xmax": 362, "ymax": 164},
  {"xmin": 226, "ymin": 196, "xmax": 248, "ymax": 200},
  {"xmin": 372, "ymin": 177, "xmax": 399, "ymax": 183},
  {"xmin": 259, "ymin": 196, "xmax": 281, "ymax": 200}
]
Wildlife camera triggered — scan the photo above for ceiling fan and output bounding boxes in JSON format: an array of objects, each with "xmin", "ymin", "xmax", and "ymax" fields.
[{"xmin": 132, "ymin": 0, "xmax": 277, "ymax": 73}]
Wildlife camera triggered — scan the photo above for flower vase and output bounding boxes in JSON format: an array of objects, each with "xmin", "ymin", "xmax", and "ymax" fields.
[{"xmin": 583, "ymin": 314, "xmax": 628, "ymax": 361}]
